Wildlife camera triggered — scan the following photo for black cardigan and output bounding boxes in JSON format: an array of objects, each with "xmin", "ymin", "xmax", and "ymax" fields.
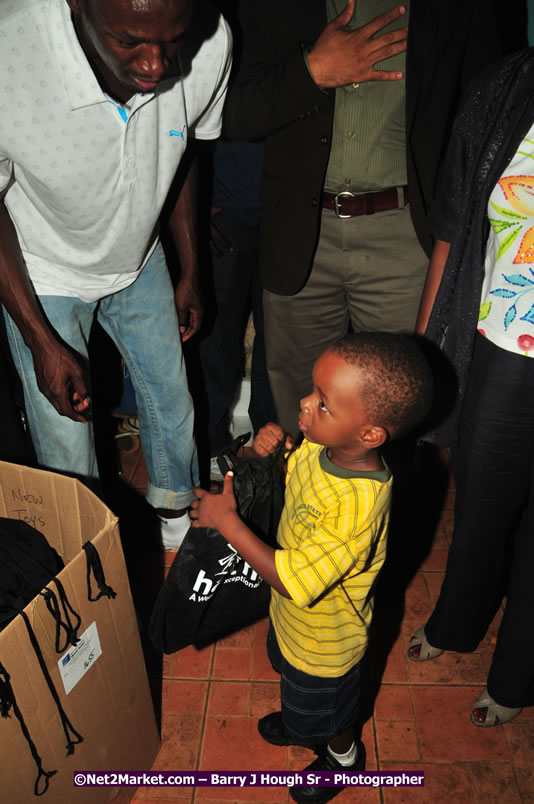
[{"xmin": 425, "ymin": 48, "xmax": 534, "ymax": 446}]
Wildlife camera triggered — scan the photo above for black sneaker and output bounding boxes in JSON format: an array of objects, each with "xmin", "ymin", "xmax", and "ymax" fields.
[
  {"xmin": 289, "ymin": 741, "xmax": 366, "ymax": 804},
  {"xmin": 258, "ymin": 711, "xmax": 320, "ymax": 749}
]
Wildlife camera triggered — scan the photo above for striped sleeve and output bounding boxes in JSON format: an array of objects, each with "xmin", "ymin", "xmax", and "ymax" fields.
[{"xmin": 275, "ymin": 478, "xmax": 386, "ymax": 608}]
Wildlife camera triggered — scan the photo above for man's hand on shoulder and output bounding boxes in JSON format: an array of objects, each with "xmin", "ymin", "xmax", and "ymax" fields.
[
  {"xmin": 307, "ymin": 0, "xmax": 407, "ymax": 89},
  {"xmin": 33, "ymin": 338, "xmax": 90, "ymax": 422},
  {"xmin": 175, "ymin": 276, "xmax": 202, "ymax": 342}
]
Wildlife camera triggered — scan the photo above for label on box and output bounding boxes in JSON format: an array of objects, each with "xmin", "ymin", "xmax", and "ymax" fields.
[{"xmin": 58, "ymin": 621, "xmax": 102, "ymax": 694}]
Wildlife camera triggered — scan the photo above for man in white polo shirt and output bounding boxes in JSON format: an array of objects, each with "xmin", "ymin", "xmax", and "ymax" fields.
[{"xmin": 0, "ymin": 0, "xmax": 232, "ymax": 549}]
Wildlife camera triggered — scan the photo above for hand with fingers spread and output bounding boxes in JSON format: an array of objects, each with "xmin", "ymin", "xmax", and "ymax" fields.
[{"xmin": 308, "ymin": 0, "xmax": 407, "ymax": 88}]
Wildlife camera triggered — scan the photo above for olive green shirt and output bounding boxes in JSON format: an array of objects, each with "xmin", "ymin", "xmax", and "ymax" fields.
[{"xmin": 324, "ymin": 0, "xmax": 409, "ymax": 193}]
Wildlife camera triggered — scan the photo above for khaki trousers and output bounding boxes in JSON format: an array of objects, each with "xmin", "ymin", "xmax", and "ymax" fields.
[{"xmin": 264, "ymin": 205, "xmax": 428, "ymax": 436}]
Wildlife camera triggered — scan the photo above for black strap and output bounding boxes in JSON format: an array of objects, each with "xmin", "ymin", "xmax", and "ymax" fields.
[
  {"xmin": 40, "ymin": 577, "xmax": 81, "ymax": 653},
  {"xmin": 82, "ymin": 542, "xmax": 117, "ymax": 602},
  {"xmin": 18, "ymin": 610, "xmax": 84, "ymax": 757},
  {"xmin": 0, "ymin": 660, "xmax": 57, "ymax": 796},
  {"xmin": 215, "ymin": 431, "xmax": 251, "ymax": 478},
  {"xmin": 216, "ymin": 430, "xmax": 289, "ymax": 478}
]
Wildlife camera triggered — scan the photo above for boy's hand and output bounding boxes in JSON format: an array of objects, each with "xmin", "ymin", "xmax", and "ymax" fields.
[
  {"xmin": 193, "ymin": 473, "xmax": 291, "ymax": 599},
  {"xmin": 252, "ymin": 423, "xmax": 294, "ymax": 457},
  {"xmin": 191, "ymin": 472, "xmax": 238, "ymax": 531}
]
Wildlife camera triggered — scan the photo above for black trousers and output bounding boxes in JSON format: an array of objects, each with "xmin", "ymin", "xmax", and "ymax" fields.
[
  {"xmin": 426, "ymin": 333, "xmax": 534, "ymax": 707},
  {"xmin": 199, "ymin": 207, "xmax": 276, "ymax": 450}
]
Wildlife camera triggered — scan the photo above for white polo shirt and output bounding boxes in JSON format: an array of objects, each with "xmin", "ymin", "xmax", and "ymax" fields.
[{"xmin": 0, "ymin": 0, "xmax": 232, "ymax": 302}]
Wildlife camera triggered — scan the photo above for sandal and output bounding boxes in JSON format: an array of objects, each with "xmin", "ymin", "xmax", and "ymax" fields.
[
  {"xmin": 408, "ymin": 625, "xmax": 444, "ymax": 662},
  {"xmin": 471, "ymin": 688, "xmax": 522, "ymax": 727}
]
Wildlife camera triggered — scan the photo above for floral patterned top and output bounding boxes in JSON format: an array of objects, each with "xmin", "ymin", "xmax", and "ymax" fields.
[{"xmin": 479, "ymin": 125, "xmax": 534, "ymax": 356}]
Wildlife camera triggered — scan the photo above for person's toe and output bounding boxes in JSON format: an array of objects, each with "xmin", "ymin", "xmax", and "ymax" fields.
[
  {"xmin": 408, "ymin": 643, "xmax": 421, "ymax": 659},
  {"xmin": 472, "ymin": 707, "xmax": 487, "ymax": 724}
]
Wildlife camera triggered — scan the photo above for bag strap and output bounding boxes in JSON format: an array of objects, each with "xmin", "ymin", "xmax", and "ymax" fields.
[
  {"xmin": 40, "ymin": 577, "xmax": 82, "ymax": 653},
  {"xmin": 18, "ymin": 609, "xmax": 84, "ymax": 757},
  {"xmin": 217, "ymin": 430, "xmax": 289, "ymax": 477},
  {"xmin": 0, "ymin": 660, "xmax": 57, "ymax": 796},
  {"xmin": 82, "ymin": 542, "xmax": 117, "ymax": 602},
  {"xmin": 215, "ymin": 432, "xmax": 251, "ymax": 477}
]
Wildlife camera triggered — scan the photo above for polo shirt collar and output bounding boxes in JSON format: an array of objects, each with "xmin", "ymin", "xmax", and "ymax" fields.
[
  {"xmin": 48, "ymin": 0, "xmax": 158, "ymax": 115},
  {"xmin": 48, "ymin": 0, "xmax": 109, "ymax": 110}
]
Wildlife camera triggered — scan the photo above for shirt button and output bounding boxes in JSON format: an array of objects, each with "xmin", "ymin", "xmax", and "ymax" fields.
[
  {"xmin": 352, "ymin": 83, "xmax": 360, "ymax": 89},
  {"xmin": 311, "ymin": 197, "xmax": 318, "ymax": 207},
  {"xmin": 347, "ymin": 131, "xmax": 355, "ymax": 138},
  {"xmin": 321, "ymin": 136, "xmax": 328, "ymax": 145}
]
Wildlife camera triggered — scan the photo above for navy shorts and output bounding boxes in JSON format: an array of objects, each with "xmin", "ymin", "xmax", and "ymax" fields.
[{"xmin": 267, "ymin": 622, "xmax": 365, "ymax": 742}]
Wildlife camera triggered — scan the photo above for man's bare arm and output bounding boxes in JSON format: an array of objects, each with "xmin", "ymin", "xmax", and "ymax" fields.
[
  {"xmin": 167, "ymin": 155, "xmax": 202, "ymax": 342},
  {"xmin": 0, "ymin": 201, "xmax": 89, "ymax": 420}
]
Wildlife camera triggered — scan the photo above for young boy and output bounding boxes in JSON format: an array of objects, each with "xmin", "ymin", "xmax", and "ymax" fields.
[{"xmin": 190, "ymin": 332, "xmax": 432, "ymax": 804}]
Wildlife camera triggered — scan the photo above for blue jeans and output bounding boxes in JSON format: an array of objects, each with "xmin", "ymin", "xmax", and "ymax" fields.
[{"xmin": 4, "ymin": 244, "xmax": 198, "ymax": 510}]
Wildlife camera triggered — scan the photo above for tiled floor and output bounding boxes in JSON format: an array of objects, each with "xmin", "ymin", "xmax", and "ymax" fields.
[{"xmin": 113, "ymin": 442, "xmax": 534, "ymax": 804}]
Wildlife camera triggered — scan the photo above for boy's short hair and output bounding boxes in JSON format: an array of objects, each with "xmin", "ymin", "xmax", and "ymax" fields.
[{"xmin": 330, "ymin": 332, "xmax": 433, "ymax": 439}]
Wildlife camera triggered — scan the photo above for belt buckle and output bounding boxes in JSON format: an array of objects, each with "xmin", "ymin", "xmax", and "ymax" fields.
[{"xmin": 334, "ymin": 190, "xmax": 355, "ymax": 219}]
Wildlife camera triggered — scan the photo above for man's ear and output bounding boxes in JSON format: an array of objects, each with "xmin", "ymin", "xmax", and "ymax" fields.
[{"xmin": 360, "ymin": 425, "xmax": 388, "ymax": 449}]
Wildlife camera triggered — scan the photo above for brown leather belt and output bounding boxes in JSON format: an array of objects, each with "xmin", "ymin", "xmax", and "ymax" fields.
[{"xmin": 323, "ymin": 186, "xmax": 409, "ymax": 218}]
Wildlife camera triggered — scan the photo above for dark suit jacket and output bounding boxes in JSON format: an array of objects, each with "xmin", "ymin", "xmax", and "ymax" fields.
[{"xmin": 224, "ymin": 0, "xmax": 527, "ymax": 295}]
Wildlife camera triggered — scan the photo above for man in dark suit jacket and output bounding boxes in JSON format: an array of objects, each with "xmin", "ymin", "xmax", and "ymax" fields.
[{"xmin": 225, "ymin": 0, "xmax": 526, "ymax": 436}]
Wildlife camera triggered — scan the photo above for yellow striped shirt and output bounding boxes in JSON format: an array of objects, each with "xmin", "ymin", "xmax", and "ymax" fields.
[{"xmin": 272, "ymin": 440, "xmax": 392, "ymax": 677}]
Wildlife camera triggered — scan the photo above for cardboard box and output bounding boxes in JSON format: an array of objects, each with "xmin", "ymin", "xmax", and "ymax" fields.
[{"xmin": 0, "ymin": 461, "xmax": 160, "ymax": 803}]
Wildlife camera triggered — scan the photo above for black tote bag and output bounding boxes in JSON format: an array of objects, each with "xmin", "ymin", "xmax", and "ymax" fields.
[{"xmin": 149, "ymin": 434, "xmax": 286, "ymax": 653}]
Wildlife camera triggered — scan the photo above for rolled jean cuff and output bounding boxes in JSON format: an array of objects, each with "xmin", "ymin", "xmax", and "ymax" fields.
[{"xmin": 146, "ymin": 479, "xmax": 195, "ymax": 511}]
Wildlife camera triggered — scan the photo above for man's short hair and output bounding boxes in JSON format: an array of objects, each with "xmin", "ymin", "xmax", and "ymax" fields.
[{"xmin": 330, "ymin": 332, "xmax": 433, "ymax": 439}]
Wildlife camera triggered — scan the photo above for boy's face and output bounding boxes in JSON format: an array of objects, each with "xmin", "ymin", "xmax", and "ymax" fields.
[{"xmin": 298, "ymin": 349, "xmax": 373, "ymax": 450}]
